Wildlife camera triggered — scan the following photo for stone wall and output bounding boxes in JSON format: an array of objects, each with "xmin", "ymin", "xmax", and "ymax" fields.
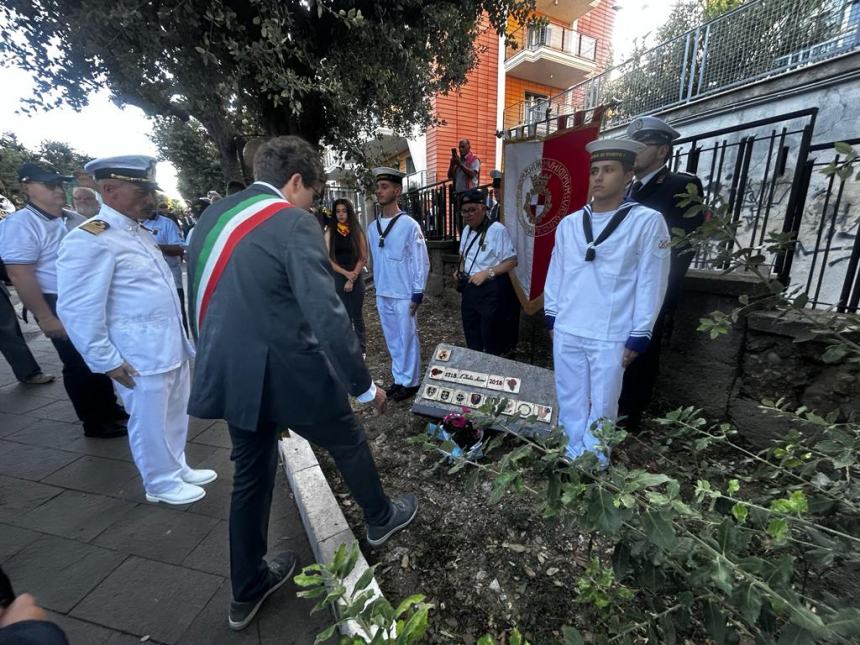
[{"xmin": 657, "ymin": 271, "xmax": 859, "ymax": 447}]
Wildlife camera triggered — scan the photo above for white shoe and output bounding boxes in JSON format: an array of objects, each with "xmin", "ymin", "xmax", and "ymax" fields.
[
  {"xmin": 145, "ymin": 482, "xmax": 206, "ymax": 505},
  {"xmin": 181, "ymin": 468, "xmax": 218, "ymax": 486}
]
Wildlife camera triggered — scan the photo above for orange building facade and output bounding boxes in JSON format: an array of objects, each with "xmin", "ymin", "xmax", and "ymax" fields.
[{"xmin": 420, "ymin": 0, "xmax": 616, "ymax": 185}]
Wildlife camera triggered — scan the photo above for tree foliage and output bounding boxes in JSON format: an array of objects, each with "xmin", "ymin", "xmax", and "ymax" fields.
[
  {"xmin": 1, "ymin": 0, "xmax": 538, "ymax": 183},
  {"xmin": 0, "ymin": 133, "xmax": 90, "ymax": 205},
  {"xmin": 150, "ymin": 116, "xmax": 225, "ymax": 201}
]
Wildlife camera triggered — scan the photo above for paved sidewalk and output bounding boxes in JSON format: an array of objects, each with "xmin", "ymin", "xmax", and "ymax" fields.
[{"xmin": 0, "ymin": 317, "xmax": 332, "ymax": 644}]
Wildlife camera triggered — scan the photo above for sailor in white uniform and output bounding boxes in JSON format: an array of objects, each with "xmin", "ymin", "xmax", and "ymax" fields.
[
  {"xmin": 57, "ymin": 155, "xmax": 217, "ymax": 505},
  {"xmin": 544, "ymin": 139, "xmax": 671, "ymax": 464},
  {"xmin": 366, "ymin": 167, "xmax": 430, "ymax": 402}
]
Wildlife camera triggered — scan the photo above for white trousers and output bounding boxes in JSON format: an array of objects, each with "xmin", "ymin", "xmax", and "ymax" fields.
[
  {"xmin": 553, "ymin": 331, "xmax": 626, "ymax": 461},
  {"xmin": 115, "ymin": 360, "xmax": 192, "ymax": 495},
  {"xmin": 376, "ymin": 296, "xmax": 421, "ymax": 387}
]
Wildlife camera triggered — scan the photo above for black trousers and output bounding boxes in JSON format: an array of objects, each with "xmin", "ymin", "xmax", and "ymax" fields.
[
  {"xmin": 618, "ymin": 308, "xmax": 668, "ymax": 430},
  {"xmin": 461, "ymin": 279, "xmax": 508, "ymax": 355},
  {"xmin": 42, "ymin": 294, "xmax": 121, "ymax": 430},
  {"xmin": 228, "ymin": 410, "xmax": 390, "ymax": 602},
  {"xmin": 0, "ymin": 288, "xmax": 42, "ymax": 380},
  {"xmin": 177, "ymin": 287, "xmax": 189, "ymax": 335},
  {"xmin": 333, "ymin": 273, "xmax": 367, "ymax": 353}
]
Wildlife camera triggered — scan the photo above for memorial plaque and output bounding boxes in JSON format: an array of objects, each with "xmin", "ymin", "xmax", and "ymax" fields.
[{"xmin": 411, "ymin": 343, "xmax": 558, "ymax": 437}]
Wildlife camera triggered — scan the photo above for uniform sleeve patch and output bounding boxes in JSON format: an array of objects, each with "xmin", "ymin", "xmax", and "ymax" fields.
[{"xmin": 80, "ymin": 219, "xmax": 110, "ymax": 235}]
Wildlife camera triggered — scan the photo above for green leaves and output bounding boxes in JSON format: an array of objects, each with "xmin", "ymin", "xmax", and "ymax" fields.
[
  {"xmin": 586, "ymin": 487, "xmax": 624, "ymax": 534},
  {"xmin": 642, "ymin": 510, "xmax": 677, "ymax": 550}
]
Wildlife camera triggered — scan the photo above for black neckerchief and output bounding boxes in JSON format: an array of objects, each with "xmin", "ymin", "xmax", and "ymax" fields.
[
  {"xmin": 375, "ymin": 211, "xmax": 403, "ymax": 248},
  {"xmin": 582, "ymin": 203, "xmax": 634, "ymax": 261},
  {"xmin": 462, "ymin": 217, "xmax": 490, "ymax": 275}
]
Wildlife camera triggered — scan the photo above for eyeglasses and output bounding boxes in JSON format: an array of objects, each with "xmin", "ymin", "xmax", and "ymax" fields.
[
  {"xmin": 311, "ymin": 184, "xmax": 325, "ymax": 204},
  {"xmin": 461, "ymin": 206, "xmax": 484, "ymax": 215}
]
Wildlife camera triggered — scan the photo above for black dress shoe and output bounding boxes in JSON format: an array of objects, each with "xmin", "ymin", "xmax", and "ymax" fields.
[
  {"xmin": 385, "ymin": 383, "xmax": 403, "ymax": 397},
  {"xmin": 391, "ymin": 385, "xmax": 419, "ymax": 402},
  {"xmin": 84, "ymin": 421, "xmax": 128, "ymax": 439}
]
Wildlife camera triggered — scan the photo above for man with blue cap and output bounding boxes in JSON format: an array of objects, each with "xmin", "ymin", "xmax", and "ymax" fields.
[
  {"xmin": 367, "ymin": 167, "xmax": 430, "ymax": 402},
  {"xmin": 0, "ymin": 162, "xmax": 126, "ymax": 436},
  {"xmin": 544, "ymin": 138, "xmax": 671, "ymax": 465},
  {"xmin": 57, "ymin": 155, "xmax": 216, "ymax": 505},
  {"xmin": 620, "ymin": 115, "xmax": 706, "ymax": 431}
]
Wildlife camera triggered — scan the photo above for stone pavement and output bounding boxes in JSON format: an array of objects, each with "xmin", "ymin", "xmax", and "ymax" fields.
[{"xmin": 0, "ymin": 317, "xmax": 333, "ymax": 644}]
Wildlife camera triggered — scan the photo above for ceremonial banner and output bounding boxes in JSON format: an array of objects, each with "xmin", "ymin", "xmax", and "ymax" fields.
[{"xmin": 502, "ymin": 124, "xmax": 598, "ymax": 314}]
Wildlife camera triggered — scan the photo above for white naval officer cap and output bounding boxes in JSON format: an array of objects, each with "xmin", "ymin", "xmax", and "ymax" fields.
[
  {"xmin": 585, "ymin": 138, "xmax": 646, "ymax": 166},
  {"xmin": 372, "ymin": 167, "xmax": 405, "ymax": 185},
  {"xmin": 626, "ymin": 116, "xmax": 680, "ymax": 145},
  {"xmin": 84, "ymin": 155, "xmax": 161, "ymax": 190}
]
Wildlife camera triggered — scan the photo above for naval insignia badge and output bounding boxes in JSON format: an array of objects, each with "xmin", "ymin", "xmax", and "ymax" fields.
[{"xmin": 80, "ymin": 220, "xmax": 110, "ymax": 235}]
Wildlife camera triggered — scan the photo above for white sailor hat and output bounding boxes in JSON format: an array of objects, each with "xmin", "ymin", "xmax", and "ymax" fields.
[
  {"xmin": 84, "ymin": 155, "xmax": 161, "ymax": 190},
  {"xmin": 627, "ymin": 116, "xmax": 680, "ymax": 144},
  {"xmin": 372, "ymin": 167, "xmax": 405, "ymax": 185},
  {"xmin": 585, "ymin": 138, "xmax": 645, "ymax": 166}
]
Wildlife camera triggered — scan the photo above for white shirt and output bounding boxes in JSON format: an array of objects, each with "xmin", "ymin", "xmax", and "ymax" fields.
[
  {"xmin": 544, "ymin": 203, "xmax": 671, "ymax": 349},
  {"xmin": 458, "ymin": 220, "xmax": 516, "ymax": 275},
  {"xmin": 56, "ymin": 205, "xmax": 194, "ymax": 376},
  {"xmin": 366, "ymin": 211, "xmax": 430, "ymax": 300},
  {"xmin": 637, "ymin": 167, "xmax": 663, "ymax": 188},
  {"xmin": 145, "ymin": 214, "xmax": 185, "ymax": 288},
  {"xmin": 0, "ymin": 205, "xmax": 84, "ymax": 294}
]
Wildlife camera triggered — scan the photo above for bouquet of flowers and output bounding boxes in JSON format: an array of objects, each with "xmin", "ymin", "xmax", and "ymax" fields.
[{"xmin": 427, "ymin": 411, "xmax": 484, "ymax": 461}]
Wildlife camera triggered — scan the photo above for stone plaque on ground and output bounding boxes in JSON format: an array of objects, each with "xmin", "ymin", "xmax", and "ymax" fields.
[{"xmin": 411, "ymin": 343, "xmax": 558, "ymax": 437}]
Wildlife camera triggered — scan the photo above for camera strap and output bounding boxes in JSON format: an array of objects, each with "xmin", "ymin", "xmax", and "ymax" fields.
[{"xmin": 461, "ymin": 218, "xmax": 490, "ymax": 276}]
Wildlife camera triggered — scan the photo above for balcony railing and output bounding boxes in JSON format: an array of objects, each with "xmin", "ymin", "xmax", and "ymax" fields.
[
  {"xmin": 505, "ymin": 23, "xmax": 598, "ymax": 63},
  {"xmin": 504, "ymin": 0, "xmax": 860, "ymax": 132}
]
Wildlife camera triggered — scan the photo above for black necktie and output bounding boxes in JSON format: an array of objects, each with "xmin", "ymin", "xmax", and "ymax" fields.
[{"xmin": 631, "ymin": 181, "xmax": 643, "ymax": 196}]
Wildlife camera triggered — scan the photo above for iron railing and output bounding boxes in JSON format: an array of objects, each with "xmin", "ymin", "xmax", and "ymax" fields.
[
  {"xmin": 795, "ymin": 138, "xmax": 860, "ymax": 312},
  {"xmin": 397, "ymin": 179, "xmax": 495, "ymax": 242},
  {"xmin": 505, "ymin": 23, "xmax": 598, "ymax": 63},
  {"xmin": 504, "ymin": 0, "xmax": 860, "ymax": 133}
]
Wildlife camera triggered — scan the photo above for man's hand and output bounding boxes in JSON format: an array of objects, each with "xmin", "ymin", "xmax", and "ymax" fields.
[
  {"xmin": 622, "ymin": 349, "xmax": 639, "ymax": 368},
  {"xmin": 469, "ymin": 270, "xmax": 490, "ymax": 286},
  {"xmin": 344, "ymin": 280, "xmax": 354, "ymax": 293},
  {"xmin": 107, "ymin": 362, "xmax": 139, "ymax": 389},
  {"xmin": 371, "ymin": 387, "xmax": 387, "ymax": 415},
  {"xmin": 549, "ymin": 329, "xmax": 554, "ymax": 342},
  {"xmin": 38, "ymin": 316, "xmax": 66, "ymax": 340},
  {"xmin": 0, "ymin": 593, "xmax": 47, "ymax": 628},
  {"xmin": 409, "ymin": 301, "xmax": 420, "ymax": 316}
]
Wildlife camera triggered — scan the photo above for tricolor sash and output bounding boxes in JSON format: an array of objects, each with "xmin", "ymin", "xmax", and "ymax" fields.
[{"xmin": 192, "ymin": 194, "xmax": 291, "ymax": 334}]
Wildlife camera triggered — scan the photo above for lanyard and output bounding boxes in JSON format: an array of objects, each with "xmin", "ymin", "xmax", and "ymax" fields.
[
  {"xmin": 461, "ymin": 218, "xmax": 489, "ymax": 275},
  {"xmin": 375, "ymin": 212, "xmax": 403, "ymax": 248},
  {"xmin": 582, "ymin": 204, "xmax": 634, "ymax": 261}
]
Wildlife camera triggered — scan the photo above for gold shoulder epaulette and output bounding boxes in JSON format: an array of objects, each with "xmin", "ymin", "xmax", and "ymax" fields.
[{"xmin": 80, "ymin": 219, "xmax": 110, "ymax": 235}]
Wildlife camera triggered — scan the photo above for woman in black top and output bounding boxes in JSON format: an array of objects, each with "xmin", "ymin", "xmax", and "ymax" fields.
[{"xmin": 324, "ymin": 198, "xmax": 369, "ymax": 354}]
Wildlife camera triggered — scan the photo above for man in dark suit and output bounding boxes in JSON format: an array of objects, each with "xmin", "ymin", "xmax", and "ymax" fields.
[
  {"xmin": 619, "ymin": 116, "xmax": 705, "ymax": 431},
  {"xmin": 187, "ymin": 136, "xmax": 417, "ymax": 631}
]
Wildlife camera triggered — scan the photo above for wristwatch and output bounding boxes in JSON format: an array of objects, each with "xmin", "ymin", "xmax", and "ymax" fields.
[{"xmin": 488, "ymin": 267, "xmax": 496, "ymax": 279}]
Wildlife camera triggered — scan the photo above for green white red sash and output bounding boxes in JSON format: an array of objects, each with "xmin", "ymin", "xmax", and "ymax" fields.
[{"xmin": 192, "ymin": 194, "xmax": 291, "ymax": 333}]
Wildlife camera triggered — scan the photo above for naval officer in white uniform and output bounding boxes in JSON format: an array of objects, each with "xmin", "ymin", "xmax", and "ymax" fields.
[
  {"xmin": 366, "ymin": 167, "xmax": 430, "ymax": 402},
  {"xmin": 544, "ymin": 139, "xmax": 671, "ymax": 464},
  {"xmin": 57, "ymin": 155, "xmax": 217, "ymax": 505}
]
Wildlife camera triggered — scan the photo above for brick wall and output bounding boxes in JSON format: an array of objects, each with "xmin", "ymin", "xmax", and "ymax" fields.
[{"xmin": 427, "ymin": 18, "xmax": 500, "ymax": 183}]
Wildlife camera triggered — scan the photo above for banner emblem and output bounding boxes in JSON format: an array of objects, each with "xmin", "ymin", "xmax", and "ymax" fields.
[{"xmin": 517, "ymin": 158, "xmax": 572, "ymax": 238}]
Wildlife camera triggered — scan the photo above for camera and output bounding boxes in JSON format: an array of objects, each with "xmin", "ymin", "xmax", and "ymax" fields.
[{"xmin": 455, "ymin": 271, "xmax": 470, "ymax": 293}]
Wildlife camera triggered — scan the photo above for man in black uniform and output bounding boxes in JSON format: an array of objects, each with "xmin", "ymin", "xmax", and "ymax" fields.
[{"xmin": 618, "ymin": 116, "xmax": 705, "ymax": 431}]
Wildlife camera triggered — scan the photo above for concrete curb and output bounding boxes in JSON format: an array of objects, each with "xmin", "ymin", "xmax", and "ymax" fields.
[{"xmin": 278, "ymin": 434, "xmax": 387, "ymax": 639}]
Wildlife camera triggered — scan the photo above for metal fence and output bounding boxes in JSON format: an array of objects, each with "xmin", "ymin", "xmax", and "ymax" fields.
[
  {"xmin": 794, "ymin": 138, "xmax": 860, "ymax": 312},
  {"xmin": 398, "ymin": 180, "xmax": 496, "ymax": 242},
  {"xmin": 657, "ymin": 108, "xmax": 860, "ymax": 313},
  {"xmin": 504, "ymin": 0, "xmax": 860, "ymax": 132}
]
